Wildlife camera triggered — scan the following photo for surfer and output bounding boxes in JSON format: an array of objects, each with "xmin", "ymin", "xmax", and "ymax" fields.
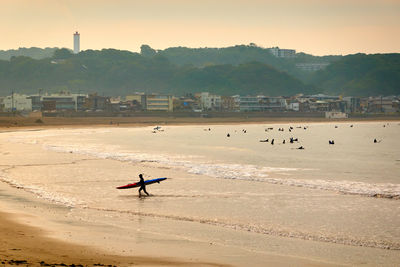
[{"xmin": 138, "ymin": 174, "xmax": 149, "ymax": 196}]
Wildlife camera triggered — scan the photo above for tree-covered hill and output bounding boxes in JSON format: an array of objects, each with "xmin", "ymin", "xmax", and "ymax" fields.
[
  {"xmin": 0, "ymin": 47, "xmax": 58, "ymax": 60},
  {"xmin": 144, "ymin": 44, "xmax": 342, "ymax": 81},
  {"xmin": 309, "ymin": 53, "xmax": 400, "ymax": 96},
  {"xmin": 0, "ymin": 48, "xmax": 310, "ymax": 97},
  {"xmin": 0, "ymin": 47, "xmax": 398, "ymax": 97}
]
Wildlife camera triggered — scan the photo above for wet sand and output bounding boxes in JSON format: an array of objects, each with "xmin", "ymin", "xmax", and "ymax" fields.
[{"xmin": 0, "ymin": 209, "xmax": 228, "ymax": 267}]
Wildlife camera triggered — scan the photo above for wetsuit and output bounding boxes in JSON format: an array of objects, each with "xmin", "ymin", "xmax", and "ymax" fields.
[{"xmin": 138, "ymin": 175, "xmax": 149, "ymax": 196}]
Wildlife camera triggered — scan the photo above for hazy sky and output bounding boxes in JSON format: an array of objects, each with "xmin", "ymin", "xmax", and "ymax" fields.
[{"xmin": 2, "ymin": 0, "xmax": 399, "ymax": 55}]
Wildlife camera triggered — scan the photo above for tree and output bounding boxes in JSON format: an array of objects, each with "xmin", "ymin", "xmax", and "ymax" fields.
[
  {"xmin": 53, "ymin": 48, "xmax": 73, "ymax": 59},
  {"xmin": 140, "ymin": 45, "xmax": 157, "ymax": 58}
]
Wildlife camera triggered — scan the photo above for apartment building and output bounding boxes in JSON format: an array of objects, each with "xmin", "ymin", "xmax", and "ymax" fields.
[{"xmin": 141, "ymin": 94, "xmax": 173, "ymax": 111}]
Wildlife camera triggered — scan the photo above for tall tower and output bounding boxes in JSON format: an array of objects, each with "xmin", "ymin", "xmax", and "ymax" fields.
[{"xmin": 73, "ymin": 31, "xmax": 80, "ymax": 54}]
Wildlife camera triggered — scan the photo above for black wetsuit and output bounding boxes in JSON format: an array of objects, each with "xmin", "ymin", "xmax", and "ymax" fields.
[{"xmin": 139, "ymin": 176, "xmax": 149, "ymax": 196}]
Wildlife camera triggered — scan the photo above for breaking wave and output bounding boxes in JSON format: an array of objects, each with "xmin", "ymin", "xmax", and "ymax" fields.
[
  {"xmin": 0, "ymin": 170, "xmax": 80, "ymax": 208},
  {"xmin": 44, "ymin": 144, "xmax": 400, "ymax": 199}
]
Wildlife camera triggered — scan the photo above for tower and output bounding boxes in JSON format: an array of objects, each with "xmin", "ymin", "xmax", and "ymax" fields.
[{"xmin": 73, "ymin": 31, "xmax": 80, "ymax": 54}]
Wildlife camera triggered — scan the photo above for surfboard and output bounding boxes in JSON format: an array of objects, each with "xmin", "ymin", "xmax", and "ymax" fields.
[{"xmin": 116, "ymin": 177, "xmax": 167, "ymax": 189}]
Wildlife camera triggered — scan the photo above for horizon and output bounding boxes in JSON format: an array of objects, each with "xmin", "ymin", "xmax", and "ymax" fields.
[
  {"xmin": 1, "ymin": 44, "xmax": 399, "ymax": 58},
  {"xmin": 2, "ymin": 0, "xmax": 400, "ymax": 56}
]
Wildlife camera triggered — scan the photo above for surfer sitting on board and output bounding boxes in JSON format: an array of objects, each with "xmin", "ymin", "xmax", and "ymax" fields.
[{"xmin": 138, "ymin": 174, "xmax": 150, "ymax": 196}]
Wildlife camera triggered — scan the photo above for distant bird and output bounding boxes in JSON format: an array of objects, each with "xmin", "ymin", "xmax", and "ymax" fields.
[
  {"xmin": 227, "ymin": 133, "xmax": 230, "ymax": 137},
  {"xmin": 283, "ymin": 140, "xmax": 286, "ymax": 144},
  {"xmin": 297, "ymin": 146, "xmax": 305, "ymax": 150}
]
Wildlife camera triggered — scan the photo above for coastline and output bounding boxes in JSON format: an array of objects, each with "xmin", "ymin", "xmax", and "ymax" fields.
[
  {"xmin": 0, "ymin": 115, "xmax": 399, "ymax": 130},
  {"xmin": 0, "ymin": 209, "xmax": 226, "ymax": 267},
  {"xmin": 1, "ymin": 118, "xmax": 399, "ymax": 266}
]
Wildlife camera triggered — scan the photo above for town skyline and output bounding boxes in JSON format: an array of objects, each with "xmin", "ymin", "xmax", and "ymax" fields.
[{"xmin": 1, "ymin": 0, "xmax": 400, "ymax": 56}]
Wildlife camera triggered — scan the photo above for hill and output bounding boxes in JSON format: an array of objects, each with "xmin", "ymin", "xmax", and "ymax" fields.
[
  {"xmin": 0, "ymin": 48, "xmax": 310, "ymax": 97},
  {"xmin": 143, "ymin": 44, "xmax": 342, "ymax": 81},
  {"xmin": 0, "ymin": 47, "xmax": 398, "ymax": 97},
  {"xmin": 0, "ymin": 47, "xmax": 58, "ymax": 60},
  {"xmin": 309, "ymin": 53, "xmax": 400, "ymax": 96}
]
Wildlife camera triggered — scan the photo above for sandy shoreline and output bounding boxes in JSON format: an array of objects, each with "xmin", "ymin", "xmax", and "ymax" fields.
[
  {"xmin": 0, "ymin": 115, "xmax": 399, "ymax": 130},
  {"xmin": 0, "ymin": 209, "xmax": 229, "ymax": 267}
]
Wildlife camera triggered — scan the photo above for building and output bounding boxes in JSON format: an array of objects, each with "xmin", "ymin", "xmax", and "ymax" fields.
[
  {"xmin": 141, "ymin": 94, "xmax": 173, "ymax": 111},
  {"xmin": 343, "ymin": 97, "xmax": 361, "ymax": 113},
  {"xmin": 27, "ymin": 95, "xmax": 42, "ymax": 111},
  {"xmin": 367, "ymin": 97, "xmax": 397, "ymax": 113},
  {"xmin": 73, "ymin": 31, "xmax": 80, "ymax": 54},
  {"xmin": 232, "ymin": 95, "xmax": 286, "ymax": 112},
  {"xmin": 83, "ymin": 93, "xmax": 110, "ymax": 111},
  {"xmin": 295, "ymin": 63, "xmax": 329, "ymax": 71},
  {"xmin": 269, "ymin": 47, "xmax": 296, "ymax": 58},
  {"xmin": 0, "ymin": 97, "xmax": 4, "ymax": 111},
  {"xmin": 258, "ymin": 96, "xmax": 287, "ymax": 111},
  {"xmin": 173, "ymin": 97, "xmax": 198, "ymax": 111},
  {"xmin": 287, "ymin": 102, "xmax": 300, "ymax": 111},
  {"xmin": 41, "ymin": 93, "xmax": 86, "ymax": 111},
  {"xmin": 232, "ymin": 95, "xmax": 259, "ymax": 111},
  {"xmin": 221, "ymin": 96, "xmax": 235, "ymax": 111},
  {"xmin": 3, "ymin": 94, "xmax": 32, "ymax": 111},
  {"xmin": 200, "ymin": 92, "xmax": 222, "ymax": 111},
  {"xmin": 126, "ymin": 94, "xmax": 143, "ymax": 104},
  {"xmin": 309, "ymin": 100, "xmax": 329, "ymax": 112},
  {"xmin": 308, "ymin": 94, "xmax": 340, "ymax": 101}
]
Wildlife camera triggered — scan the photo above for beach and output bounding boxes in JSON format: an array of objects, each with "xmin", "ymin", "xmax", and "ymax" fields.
[{"xmin": 0, "ymin": 118, "xmax": 399, "ymax": 266}]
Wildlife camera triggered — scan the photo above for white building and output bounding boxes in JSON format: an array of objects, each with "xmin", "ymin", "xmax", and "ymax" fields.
[
  {"xmin": 270, "ymin": 47, "xmax": 296, "ymax": 58},
  {"xmin": 200, "ymin": 92, "xmax": 221, "ymax": 110},
  {"xmin": 288, "ymin": 102, "xmax": 300, "ymax": 111},
  {"xmin": 3, "ymin": 94, "xmax": 32, "ymax": 111},
  {"xmin": 231, "ymin": 95, "xmax": 287, "ymax": 112},
  {"xmin": 295, "ymin": 63, "xmax": 329, "ymax": 71},
  {"xmin": 73, "ymin": 31, "xmax": 80, "ymax": 54}
]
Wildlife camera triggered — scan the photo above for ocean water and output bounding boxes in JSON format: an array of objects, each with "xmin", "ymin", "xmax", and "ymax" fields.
[{"xmin": 1, "ymin": 122, "xmax": 400, "ymax": 265}]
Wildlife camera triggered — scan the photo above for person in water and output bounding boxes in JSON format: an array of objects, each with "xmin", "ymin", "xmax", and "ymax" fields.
[{"xmin": 138, "ymin": 174, "xmax": 149, "ymax": 196}]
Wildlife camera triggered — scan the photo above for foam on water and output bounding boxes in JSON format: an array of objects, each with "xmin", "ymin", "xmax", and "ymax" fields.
[
  {"xmin": 43, "ymin": 143, "xmax": 400, "ymax": 199},
  {"xmin": 0, "ymin": 169, "xmax": 80, "ymax": 208}
]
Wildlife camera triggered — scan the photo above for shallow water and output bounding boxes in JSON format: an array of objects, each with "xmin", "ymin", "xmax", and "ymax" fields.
[{"xmin": 1, "ymin": 122, "xmax": 400, "ymax": 265}]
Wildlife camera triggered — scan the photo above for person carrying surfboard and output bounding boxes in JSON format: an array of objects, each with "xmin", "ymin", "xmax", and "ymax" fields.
[{"xmin": 138, "ymin": 174, "xmax": 150, "ymax": 196}]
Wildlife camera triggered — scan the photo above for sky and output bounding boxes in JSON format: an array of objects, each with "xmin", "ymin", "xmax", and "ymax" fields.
[{"xmin": 1, "ymin": 0, "xmax": 399, "ymax": 56}]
